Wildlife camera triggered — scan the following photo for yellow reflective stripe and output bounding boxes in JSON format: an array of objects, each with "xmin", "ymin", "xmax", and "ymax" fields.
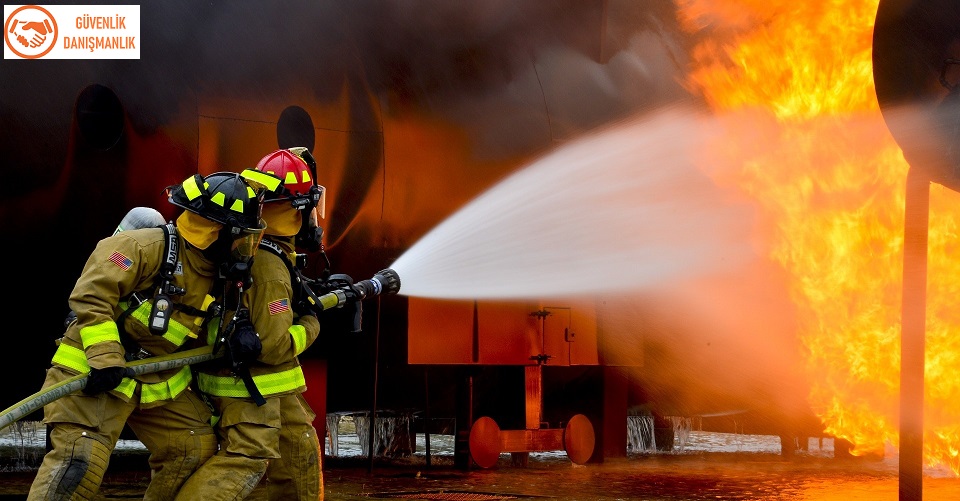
[
  {"xmin": 182, "ymin": 175, "xmax": 202, "ymax": 201},
  {"xmin": 230, "ymin": 197, "xmax": 246, "ymax": 214},
  {"xmin": 206, "ymin": 321, "xmax": 219, "ymax": 345},
  {"xmin": 125, "ymin": 300, "xmax": 196, "ymax": 345},
  {"xmin": 209, "ymin": 187, "xmax": 254, "ymax": 213},
  {"xmin": 210, "ymin": 191, "xmax": 226, "ymax": 208},
  {"xmin": 162, "ymin": 318, "xmax": 196, "ymax": 344},
  {"xmin": 51, "ymin": 344, "xmax": 137, "ymax": 399},
  {"xmin": 141, "ymin": 365, "xmax": 192, "ymax": 404},
  {"xmin": 196, "ymin": 295, "xmax": 215, "ymax": 326},
  {"xmin": 289, "ymin": 324, "xmax": 307, "ymax": 356},
  {"xmin": 196, "ymin": 366, "xmax": 305, "ymax": 398},
  {"xmin": 115, "ymin": 377, "xmax": 136, "ymax": 398},
  {"xmin": 79, "ymin": 321, "xmax": 122, "ymax": 348},
  {"xmin": 52, "ymin": 343, "xmax": 89, "ymax": 373},
  {"xmin": 241, "ymin": 168, "xmax": 282, "ymax": 192},
  {"xmin": 122, "ymin": 301, "xmax": 153, "ymax": 331}
]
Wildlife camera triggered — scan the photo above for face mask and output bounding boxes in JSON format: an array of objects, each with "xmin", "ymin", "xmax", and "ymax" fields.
[
  {"xmin": 218, "ymin": 221, "xmax": 265, "ymax": 287},
  {"xmin": 296, "ymin": 207, "xmax": 323, "ymax": 252},
  {"xmin": 230, "ymin": 225, "xmax": 266, "ymax": 264}
]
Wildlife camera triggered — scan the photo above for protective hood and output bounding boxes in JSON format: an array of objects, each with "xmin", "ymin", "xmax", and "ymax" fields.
[
  {"xmin": 177, "ymin": 210, "xmax": 222, "ymax": 250},
  {"xmin": 262, "ymin": 201, "xmax": 302, "ymax": 237}
]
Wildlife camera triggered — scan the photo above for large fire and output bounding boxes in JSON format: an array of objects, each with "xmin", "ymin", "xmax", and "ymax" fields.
[{"xmin": 677, "ymin": 0, "xmax": 960, "ymax": 473}]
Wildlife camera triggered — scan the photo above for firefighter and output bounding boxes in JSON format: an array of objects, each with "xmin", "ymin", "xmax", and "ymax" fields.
[
  {"xmin": 28, "ymin": 170, "xmax": 270, "ymax": 500},
  {"xmin": 177, "ymin": 148, "xmax": 325, "ymax": 500}
]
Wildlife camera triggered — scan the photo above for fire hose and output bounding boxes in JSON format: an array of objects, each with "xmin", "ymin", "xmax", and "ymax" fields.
[
  {"xmin": 0, "ymin": 268, "xmax": 401, "ymax": 432},
  {"xmin": 0, "ymin": 345, "xmax": 218, "ymax": 432}
]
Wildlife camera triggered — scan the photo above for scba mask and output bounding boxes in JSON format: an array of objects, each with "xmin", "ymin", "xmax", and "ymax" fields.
[
  {"xmin": 219, "ymin": 220, "xmax": 267, "ymax": 284},
  {"xmin": 295, "ymin": 188, "xmax": 325, "ymax": 252}
]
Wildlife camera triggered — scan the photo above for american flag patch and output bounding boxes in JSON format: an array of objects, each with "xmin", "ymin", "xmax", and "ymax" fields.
[
  {"xmin": 109, "ymin": 251, "xmax": 133, "ymax": 271},
  {"xmin": 268, "ymin": 298, "xmax": 290, "ymax": 315}
]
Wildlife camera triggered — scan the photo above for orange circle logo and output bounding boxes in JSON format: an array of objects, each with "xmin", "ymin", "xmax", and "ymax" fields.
[{"xmin": 4, "ymin": 5, "xmax": 58, "ymax": 59}]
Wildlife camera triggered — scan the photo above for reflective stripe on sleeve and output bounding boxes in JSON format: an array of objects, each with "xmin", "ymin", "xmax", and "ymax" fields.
[
  {"xmin": 51, "ymin": 344, "xmax": 136, "ymax": 399},
  {"xmin": 51, "ymin": 343, "xmax": 89, "ymax": 373},
  {"xmin": 289, "ymin": 324, "xmax": 307, "ymax": 356},
  {"xmin": 79, "ymin": 321, "xmax": 122, "ymax": 348}
]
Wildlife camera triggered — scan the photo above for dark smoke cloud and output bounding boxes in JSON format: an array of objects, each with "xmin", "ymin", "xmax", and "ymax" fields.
[
  {"xmin": 151, "ymin": 0, "xmax": 693, "ymax": 151},
  {"xmin": 4, "ymin": 1, "xmax": 693, "ymax": 178}
]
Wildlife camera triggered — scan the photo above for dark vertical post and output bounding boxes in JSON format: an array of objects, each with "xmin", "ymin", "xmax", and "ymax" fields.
[
  {"xmin": 598, "ymin": 366, "xmax": 627, "ymax": 461},
  {"xmin": 368, "ymin": 298, "xmax": 381, "ymax": 473},
  {"xmin": 455, "ymin": 303, "xmax": 480, "ymax": 470},
  {"xmin": 900, "ymin": 165, "xmax": 929, "ymax": 501},
  {"xmin": 472, "ymin": 300, "xmax": 480, "ymax": 363},
  {"xmin": 453, "ymin": 369, "xmax": 474, "ymax": 470},
  {"xmin": 423, "ymin": 367, "xmax": 431, "ymax": 467}
]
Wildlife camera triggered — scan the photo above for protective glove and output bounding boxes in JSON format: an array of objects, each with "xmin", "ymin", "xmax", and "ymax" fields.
[
  {"xmin": 83, "ymin": 366, "xmax": 132, "ymax": 395},
  {"xmin": 63, "ymin": 310, "xmax": 77, "ymax": 328},
  {"xmin": 224, "ymin": 316, "xmax": 261, "ymax": 372}
]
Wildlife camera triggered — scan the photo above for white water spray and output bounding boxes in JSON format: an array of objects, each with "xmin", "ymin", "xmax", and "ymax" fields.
[{"xmin": 390, "ymin": 103, "xmax": 757, "ymax": 299}]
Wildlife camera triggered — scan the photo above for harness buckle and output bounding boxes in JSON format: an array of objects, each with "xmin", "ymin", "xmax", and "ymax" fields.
[{"xmin": 125, "ymin": 347, "xmax": 153, "ymax": 362}]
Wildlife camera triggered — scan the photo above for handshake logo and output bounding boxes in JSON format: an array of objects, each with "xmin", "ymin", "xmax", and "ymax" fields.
[
  {"xmin": 4, "ymin": 5, "xmax": 139, "ymax": 60},
  {"xmin": 4, "ymin": 5, "xmax": 57, "ymax": 59}
]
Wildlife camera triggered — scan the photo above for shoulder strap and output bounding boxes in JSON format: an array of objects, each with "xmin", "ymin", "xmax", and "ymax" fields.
[
  {"xmin": 258, "ymin": 238, "xmax": 289, "ymax": 263},
  {"xmin": 259, "ymin": 238, "xmax": 313, "ymax": 307},
  {"xmin": 258, "ymin": 237, "xmax": 298, "ymax": 277},
  {"xmin": 147, "ymin": 223, "xmax": 184, "ymax": 335},
  {"xmin": 158, "ymin": 222, "xmax": 179, "ymax": 281}
]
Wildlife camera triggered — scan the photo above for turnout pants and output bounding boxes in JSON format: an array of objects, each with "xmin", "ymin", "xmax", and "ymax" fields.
[
  {"xmin": 246, "ymin": 393, "xmax": 323, "ymax": 500},
  {"xmin": 175, "ymin": 395, "xmax": 283, "ymax": 501},
  {"xmin": 28, "ymin": 366, "xmax": 217, "ymax": 501}
]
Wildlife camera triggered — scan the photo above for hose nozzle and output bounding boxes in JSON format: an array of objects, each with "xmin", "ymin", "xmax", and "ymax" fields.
[
  {"xmin": 353, "ymin": 268, "xmax": 401, "ymax": 299},
  {"xmin": 314, "ymin": 268, "xmax": 401, "ymax": 311}
]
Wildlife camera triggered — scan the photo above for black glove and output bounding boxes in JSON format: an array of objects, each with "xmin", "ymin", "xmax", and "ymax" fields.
[
  {"xmin": 224, "ymin": 317, "xmax": 261, "ymax": 372},
  {"xmin": 83, "ymin": 366, "xmax": 132, "ymax": 395},
  {"xmin": 63, "ymin": 310, "xmax": 77, "ymax": 328}
]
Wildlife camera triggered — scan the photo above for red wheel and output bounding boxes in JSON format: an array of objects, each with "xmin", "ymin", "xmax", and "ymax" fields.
[
  {"xmin": 468, "ymin": 416, "xmax": 502, "ymax": 468},
  {"xmin": 563, "ymin": 414, "xmax": 595, "ymax": 465}
]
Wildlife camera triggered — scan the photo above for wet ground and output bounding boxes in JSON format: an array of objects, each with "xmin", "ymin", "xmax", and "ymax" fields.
[
  {"xmin": 2, "ymin": 425, "xmax": 959, "ymax": 500},
  {"xmin": 3, "ymin": 450, "xmax": 960, "ymax": 500}
]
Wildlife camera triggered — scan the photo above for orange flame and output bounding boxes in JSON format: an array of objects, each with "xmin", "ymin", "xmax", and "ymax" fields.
[{"xmin": 677, "ymin": 0, "xmax": 960, "ymax": 474}]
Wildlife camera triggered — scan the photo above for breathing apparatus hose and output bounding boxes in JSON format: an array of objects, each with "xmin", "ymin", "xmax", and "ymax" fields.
[{"xmin": 0, "ymin": 345, "xmax": 219, "ymax": 432}]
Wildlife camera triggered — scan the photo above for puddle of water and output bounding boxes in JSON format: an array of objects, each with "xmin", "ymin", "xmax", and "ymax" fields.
[{"xmin": 321, "ymin": 424, "xmax": 959, "ymax": 501}]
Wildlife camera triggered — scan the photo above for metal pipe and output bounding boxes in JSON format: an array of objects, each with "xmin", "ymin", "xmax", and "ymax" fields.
[
  {"xmin": 899, "ymin": 165, "xmax": 929, "ymax": 501},
  {"xmin": 368, "ymin": 296, "xmax": 381, "ymax": 473}
]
